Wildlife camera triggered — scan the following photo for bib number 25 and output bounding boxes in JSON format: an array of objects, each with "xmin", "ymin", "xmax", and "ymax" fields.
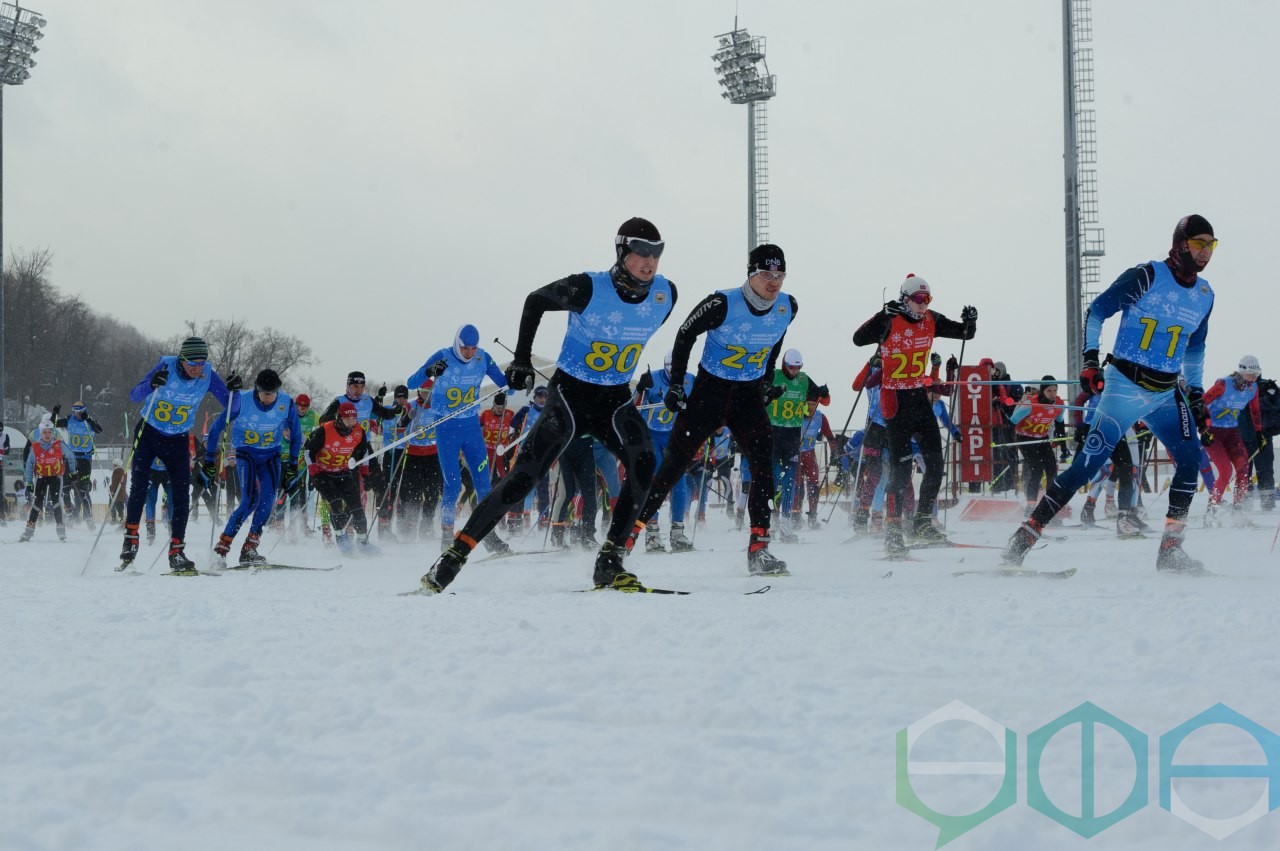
[{"xmin": 887, "ymin": 351, "xmax": 929, "ymax": 380}]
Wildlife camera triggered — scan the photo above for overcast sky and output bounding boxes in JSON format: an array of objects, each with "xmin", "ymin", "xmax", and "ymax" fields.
[{"xmin": 7, "ymin": 0, "xmax": 1278, "ymax": 415}]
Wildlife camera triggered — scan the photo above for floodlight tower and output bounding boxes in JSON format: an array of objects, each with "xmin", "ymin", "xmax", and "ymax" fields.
[
  {"xmin": 1062, "ymin": 0, "xmax": 1106, "ymax": 381},
  {"xmin": 0, "ymin": 2, "xmax": 47, "ymax": 421},
  {"xmin": 713, "ymin": 22, "xmax": 777, "ymax": 253}
]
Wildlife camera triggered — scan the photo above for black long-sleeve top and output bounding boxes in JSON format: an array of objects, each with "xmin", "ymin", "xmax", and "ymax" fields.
[
  {"xmin": 852, "ymin": 304, "xmax": 974, "ymax": 348},
  {"xmin": 668, "ymin": 291, "xmax": 799, "ymax": 385}
]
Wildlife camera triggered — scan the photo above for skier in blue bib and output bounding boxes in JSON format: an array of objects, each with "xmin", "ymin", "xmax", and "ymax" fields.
[
  {"xmin": 407, "ymin": 324, "xmax": 510, "ymax": 553},
  {"xmin": 420, "ymin": 217, "xmax": 677, "ymax": 593},
  {"xmin": 1003, "ymin": 214, "xmax": 1217, "ymax": 573},
  {"xmin": 52, "ymin": 401, "xmax": 104, "ymax": 525},
  {"xmin": 120, "ymin": 336, "xmax": 241, "ymax": 574},
  {"xmin": 206, "ymin": 369, "xmax": 304, "ymax": 566}
]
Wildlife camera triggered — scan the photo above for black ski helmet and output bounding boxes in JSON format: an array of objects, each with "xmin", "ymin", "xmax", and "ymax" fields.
[
  {"xmin": 614, "ymin": 217, "xmax": 662, "ymax": 262},
  {"xmin": 255, "ymin": 369, "xmax": 283, "ymax": 392}
]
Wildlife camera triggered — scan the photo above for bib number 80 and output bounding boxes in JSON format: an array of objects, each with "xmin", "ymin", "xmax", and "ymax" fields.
[{"xmin": 585, "ymin": 342, "xmax": 643, "ymax": 374}]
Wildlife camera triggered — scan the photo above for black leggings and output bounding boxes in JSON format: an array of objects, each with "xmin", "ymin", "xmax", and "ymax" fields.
[
  {"xmin": 399, "ymin": 452, "xmax": 443, "ymax": 534},
  {"xmin": 28, "ymin": 476, "xmax": 65, "ymax": 527},
  {"xmin": 312, "ymin": 471, "xmax": 369, "ymax": 536},
  {"xmin": 554, "ymin": 435, "xmax": 599, "ymax": 530},
  {"xmin": 1016, "ymin": 436, "xmax": 1057, "ymax": 503},
  {"xmin": 638, "ymin": 370, "xmax": 775, "ymax": 531},
  {"xmin": 884, "ymin": 387, "xmax": 944, "ymax": 522},
  {"xmin": 457, "ymin": 373, "xmax": 654, "ymax": 550}
]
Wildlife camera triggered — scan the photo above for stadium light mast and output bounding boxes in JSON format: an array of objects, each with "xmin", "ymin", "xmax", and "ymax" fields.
[
  {"xmin": 712, "ymin": 20, "xmax": 777, "ymax": 253},
  {"xmin": 0, "ymin": 2, "xmax": 47, "ymax": 422},
  {"xmin": 1063, "ymin": 0, "xmax": 1106, "ymax": 381}
]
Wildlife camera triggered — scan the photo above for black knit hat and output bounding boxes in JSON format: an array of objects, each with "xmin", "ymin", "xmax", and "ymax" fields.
[
  {"xmin": 748, "ymin": 244, "xmax": 786, "ymax": 275},
  {"xmin": 255, "ymin": 369, "xmax": 282, "ymax": 392},
  {"xmin": 179, "ymin": 336, "xmax": 209, "ymax": 362},
  {"xmin": 347, "ymin": 371, "xmax": 366, "ymax": 383},
  {"xmin": 1174, "ymin": 214, "xmax": 1214, "ymax": 243}
]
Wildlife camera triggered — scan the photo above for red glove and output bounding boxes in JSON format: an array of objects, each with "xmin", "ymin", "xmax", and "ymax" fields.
[{"xmin": 307, "ymin": 463, "xmax": 320, "ymax": 477}]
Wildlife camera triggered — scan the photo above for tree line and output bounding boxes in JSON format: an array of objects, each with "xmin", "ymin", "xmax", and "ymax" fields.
[{"xmin": 3, "ymin": 249, "xmax": 316, "ymax": 443}]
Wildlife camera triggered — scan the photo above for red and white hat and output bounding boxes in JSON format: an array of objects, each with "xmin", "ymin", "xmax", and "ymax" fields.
[{"xmin": 900, "ymin": 273, "xmax": 931, "ymax": 301}]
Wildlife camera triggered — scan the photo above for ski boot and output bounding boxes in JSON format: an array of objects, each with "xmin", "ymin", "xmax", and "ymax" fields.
[
  {"xmin": 1103, "ymin": 497, "xmax": 1118, "ymax": 519},
  {"xmin": 734, "ymin": 508, "xmax": 745, "ymax": 531},
  {"xmin": 593, "ymin": 542, "xmax": 643, "ymax": 590},
  {"xmin": 849, "ymin": 506, "xmax": 870, "ymax": 535},
  {"xmin": 56, "ymin": 524, "xmax": 67, "ymax": 542},
  {"xmin": 1230, "ymin": 504, "xmax": 1257, "ymax": 529},
  {"xmin": 725, "ymin": 502, "xmax": 736, "ymax": 518},
  {"xmin": 118, "ymin": 524, "xmax": 140, "ymax": 568},
  {"xmin": 214, "ymin": 533, "xmax": 233, "ymax": 559},
  {"xmin": 747, "ymin": 528, "xmax": 789, "ymax": 576},
  {"xmin": 239, "ymin": 533, "xmax": 267, "ymax": 566},
  {"xmin": 1116, "ymin": 509, "xmax": 1144, "ymax": 539},
  {"xmin": 1156, "ymin": 520, "xmax": 1209, "ymax": 575},
  {"xmin": 669, "ymin": 522, "xmax": 694, "ymax": 553},
  {"xmin": 1001, "ymin": 520, "xmax": 1042, "ymax": 567},
  {"xmin": 870, "ymin": 510, "xmax": 885, "ymax": 534},
  {"xmin": 335, "ymin": 533, "xmax": 355, "ymax": 555},
  {"xmin": 911, "ymin": 515, "xmax": 949, "ymax": 546},
  {"xmin": 421, "ymin": 543, "xmax": 470, "ymax": 593},
  {"xmin": 481, "ymin": 530, "xmax": 512, "ymax": 556},
  {"xmin": 883, "ymin": 519, "xmax": 909, "ymax": 560},
  {"xmin": 168, "ymin": 540, "xmax": 198, "ymax": 575},
  {"xmin": 321, "ymin": 523, "xmax": 334, "ymax": 547},
  {"xmin": 577, "ymin": 525, "xmax": 599, "ymax": 551},
  {"xmin": 550, "ymin": 523, "xmax": 567, "ymax": 549},
  {"xmin": 774, "ymin": 521, "xmax": 800, "ymax": 544},
  {"xmin": 644, "ymin": 520, "xmax": 666, "ymax": 553},
  {"xmin": 19, "ymin": 523, "xmax": 34, "ymax": 542},
  {"xmin": 145, "ymin": 519, "xmax": 156, "ymax": 545},
  {"xmin": 1203, "ymin": 503, "xmax": 1221, "ymax": 528},
  {"xmin": 1079, "ymin": 498, "xmax": 1097, "ymax": 527},
  {"xmin": 807, "ymin": 511, "xmax": 821, "ymax": 530}
]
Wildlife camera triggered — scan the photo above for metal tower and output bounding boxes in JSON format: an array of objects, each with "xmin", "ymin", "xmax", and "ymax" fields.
[
  {"xmin": 713, "ymin": 22, "xmax": 777, "ymax": 253},
  {"xmin": 1063, "ymin": 0, "xmax": 1106, "ymax": 380}
]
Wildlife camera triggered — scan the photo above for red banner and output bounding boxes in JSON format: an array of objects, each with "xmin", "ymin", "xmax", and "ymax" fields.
[{"xmin": 958, "ymin": 365, "xmax": 993, "ymax": 482}]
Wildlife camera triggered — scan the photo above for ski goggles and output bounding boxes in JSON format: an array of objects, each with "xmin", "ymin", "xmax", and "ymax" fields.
[
  {"xmin": 753, "ymin": 270, "xmax": 786, "ymax": 281},
  {"xmin": 907, "ymin": 292, "xmax": 932, "ymax": 305},
  {"xmin": 347, "ymin": 378, "xmax": 366, "ymax": 386},
  {"xmin": 616, "ymin": 236, "xmax": 665, "ymax": 258},
  {"xmin": 180, "ymin": 356, "xmax": 207, "ymax": 368},
  {"xmin": 1186, "ymin": 237, "xmax": 1218, "ymax": 251}
]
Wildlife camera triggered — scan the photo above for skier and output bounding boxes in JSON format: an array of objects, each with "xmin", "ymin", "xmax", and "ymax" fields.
[
  {"xmin": 18, "ymin": 420, "xmax": 74, "ymax": 542},
  {"xmin": 205, "ymin": 369, "xmax": 303, "ymax": 566},
  {"xmin": 397, "ymin": 381, "xmax": 443, "ymax": 542},
  {"xmin": 852, "ymin": 274, "xmax": 977, "ymax": 557},
  {"xmin": 1009, "ymin": 376, "xmax": 1067, "ymax": 516},
  {"xmin": 849, "ymin": 354, "xmax": 887, "ymax": 533},
  {"xmin": 420, "ymin": 217, "xmax": 677, "ymax": 593},
  {"xmin": 305, "ymin": 401, "xmax": 375, "ymax": 552},
  {"xmin": 634, "ymin": 351, "xmax": 696, "ymax": 552},
  {"xmin": 793, "ymin": 400, "xmax": 836, "ymax": 529},
  {"xmin": 628, "ymin": 242, "xmax": 796, "ymax": 577},
  {"xmin": 316, "ymin": 372, "xmax": 401, "ymax": 541},
  {"xmin": 767, "ymin": 348, "xmax": 829, "ymax": 541},
  {"xmin": 120, "ymin": 337, "xmax": 240, "ymax": 574},
  {"xmin": 480, "ymin": 392, "xmax": 515, "ymax": 480},
  {"xmin": 0, "ymin": 419, "xmax": 9, "ymax": 525},
  {"xmin": 1003, "ymin": 214, "xmax": 1218, "ymax": 573},
  {"xmin": 52, "ymin": 402, "xmax": 103, "ymax": 525},
  {"xmin": 407, "ymin": 324, "xmax": 510, "ymax": 552},
  {"xmin": 1202, "ymin": 355, "xmax": 1264, "ymax": 525}
]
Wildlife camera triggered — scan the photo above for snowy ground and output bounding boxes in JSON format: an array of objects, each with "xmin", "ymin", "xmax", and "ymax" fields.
[{"xmin": 4, "ymin": 494, "xmax": 1280, "ymax": 851}]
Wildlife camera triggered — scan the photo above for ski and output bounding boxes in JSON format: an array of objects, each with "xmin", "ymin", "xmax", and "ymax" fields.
[
  {"xmin": 578, "ymin": 585, "xmax": 692, "ymax": 595},
  {"xmin": 953, "ymin": 567, "xmax": 1078, "ymax": 580},
  {"xmin": 477, "ymin": 547, "xmax": 557, "ymax": 563},
  {"xmin": 162, "ymin": 570, "xmax": 221, "ymax": 577},
  {"xmin": 908, "ymin": 540, "xmax": 1003, "ymax": 550},
  {"xmin": 225, "ymin": 563, "xmax": 344, "ymax": 572}
]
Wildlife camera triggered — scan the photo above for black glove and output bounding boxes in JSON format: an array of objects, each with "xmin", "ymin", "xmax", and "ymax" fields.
[
  {"xmin": 225, "ymin": 373, "xmax": 244, "ymax": 391},
  {"xmin": 150, "ymin": 366, "xmax": 170, "ymax": 389},
  {"xmin": 635, "ymin": 369, "xmax": 654, "ymax": 394},
  {"xmin": 814, "ymin": 384, "xmax": 829, "ymax": 400},
  {"xmin": 1186, "ymin": 386, "xmax": 1213, "ymax": 445},
  {"xmin": 1059, "ymin": 445, "xmax": 1072, "ymax": 462},
  {"xmin": 1074, "ymin": 424, "xmax": 1088, "ymax": 451},
  {"xmin": 763, "ymin": 384, "xmax": 785, "ymax": 404},
  {"xmin": 946, "ymin": 355, "xmax": 959, "ymax": 382},
  {"xmin": 869, "ymin": 354, "xmax": 883, "ymax": 370},
  {"xmin": 426, "ymin": 359, "xmax": 448, "ymax": 378},
  {"xmin": 504, "ymin": 359, "xmax": 535, "ymax": 392},
  {"xmin": 1079, "ymin": 349, "xmax": 1104, "ymax": 394},
  {"xmin": 376, "ymin": 385, "xmax": 388, "ymax": 400},
  {"xmin": 200, "ymin": 458, "xmax": 218, "ymax": 482},
  {"xmin": 283, "ymin": 460, "xmax": 299, "ymax": 485},
  {"xmin": 51, "ymin": 404, "xmax": 61, "ymax": 419},
  {"xmin": 664, "ymin": 383, "xmax": 687, "ymax": 413},
  {"xmin": 884, "ymin": 300, "xmax": 905, "ymax": 318},
  {"xmin": 960, "ymin": 305, "xmax": 977, "ymax": 336}
]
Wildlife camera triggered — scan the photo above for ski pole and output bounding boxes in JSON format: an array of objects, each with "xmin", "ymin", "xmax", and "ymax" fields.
[
  {"xmin": 989, "ymin": 435, "xmax": 1074, "ymax": 449},
  {"xmin": 348, "ymin": 426, "xmax": 429, "ymax": 469},
  {"xmin": 82, "ymin": 396, "xmax": 157, "ymax": 575},
  {"xmin": 690, "ymin": 439, "xmax": 714, "ymax": 546},
  {"xmin": 361, "ymin": 446, "xmax": 409, "ymax": 545},
  {"xmin": 493, "ymin": 338, "xmax": 554, "ymax": 382},
  {"xmin": 496, "ymin": 428, "xmax": 531, "ymax": 458}
]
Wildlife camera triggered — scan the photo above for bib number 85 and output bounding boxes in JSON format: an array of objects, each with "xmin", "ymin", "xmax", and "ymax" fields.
[
  {"xmin": 153, "ymin": 401, "xmax": 192, "ymax": 426},
  {"xmin": 585, "ymin": 342, "xmax": 643, "ymax": 374}
]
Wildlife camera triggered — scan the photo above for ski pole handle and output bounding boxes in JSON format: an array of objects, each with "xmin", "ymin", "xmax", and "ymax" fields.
[{"xmin": 496, "ymin": 429, "xmax": 531, "ymax": 458}]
